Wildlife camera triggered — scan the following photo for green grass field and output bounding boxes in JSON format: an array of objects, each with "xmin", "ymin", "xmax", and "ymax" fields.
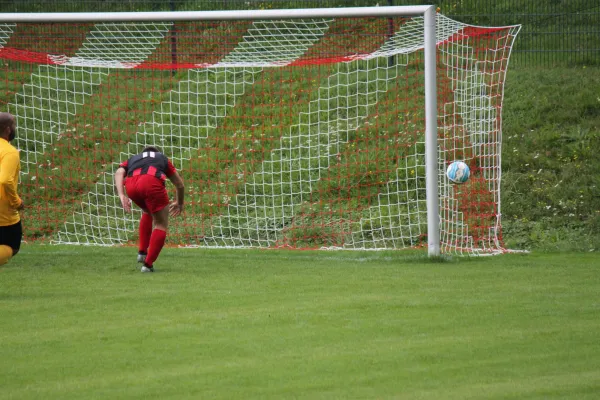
[{"xmin": 1, "ymin": 245, "xmax": 599, "ymax": 399}]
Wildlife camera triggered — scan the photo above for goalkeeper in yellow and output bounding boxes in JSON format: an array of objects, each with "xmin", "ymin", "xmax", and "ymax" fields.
[{"xmin": 0, "ymin": 112, "xmax": 23, "ymax": 266}]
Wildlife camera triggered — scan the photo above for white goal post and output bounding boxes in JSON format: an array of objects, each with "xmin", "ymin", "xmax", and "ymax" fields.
[{"xmin": 0, "ymin": 6, "xmax": 519, "ymax": 256}]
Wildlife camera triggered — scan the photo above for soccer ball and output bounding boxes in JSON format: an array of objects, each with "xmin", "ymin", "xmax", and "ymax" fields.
[{"xmin": 446, "ymin": 161, "xmax": 470, "ymax": 184}]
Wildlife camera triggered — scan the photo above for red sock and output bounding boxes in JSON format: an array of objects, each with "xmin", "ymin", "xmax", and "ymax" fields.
[
  {"xmin": 138, "ymin": 213, "xmax": 153, "ymax": 254},
  {"xmin": 145, "ymin": 229, "xmax": 167, "ymax": 267}
]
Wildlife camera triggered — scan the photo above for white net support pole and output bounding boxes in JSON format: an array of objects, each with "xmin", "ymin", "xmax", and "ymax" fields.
[{"xmin": 423, "ymin": 6, "xmax": 440, "ymax": 257}]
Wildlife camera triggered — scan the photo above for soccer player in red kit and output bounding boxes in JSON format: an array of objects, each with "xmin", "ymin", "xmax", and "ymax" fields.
[{"xmin": 114, "ymin": 146, "xmax": 185, "ymax": 272}]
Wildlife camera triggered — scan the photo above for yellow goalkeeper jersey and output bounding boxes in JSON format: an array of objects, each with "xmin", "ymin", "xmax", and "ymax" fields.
[{"xmin": 0, "ymin": 138, "xmax": 21, "ymax": 226}]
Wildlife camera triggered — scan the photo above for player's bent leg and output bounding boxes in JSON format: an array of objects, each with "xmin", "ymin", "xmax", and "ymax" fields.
[
  {"xmin": 152, "ymin": 205, "xmax": 169, "ymax": 232},
  {"xmin": 0, "ymin": 245, "xmax": 13, "ymax": 266},
  {"xmin": 0, "ymin": 221, "xmax": 21, "ymax": 266},
  {"xmin": 142, "ymin": 206, "xmax": 168, "ymax": 272},
  {"xmin": 137, "ymin": 212, "xmax": 153, "ymax": 263}
]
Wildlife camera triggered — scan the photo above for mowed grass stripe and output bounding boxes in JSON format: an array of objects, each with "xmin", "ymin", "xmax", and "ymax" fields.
[
  {"xmin": 0, "ymin": 247, "xmax": 599, "ymax": 399},
  {"xmin": 272, "ymin": 60, "xmax": 426, "ymax": 249},
  {"xmin": 0, "ymin": 23, "xmax": 87, "ymax": 99},
  {"xmin": 194, "ymin": 19, "xmax": 410, "ymax": 247},
  {"xmin": 0, "ymin": 23, "xmax": 92, "ymax": 109}
]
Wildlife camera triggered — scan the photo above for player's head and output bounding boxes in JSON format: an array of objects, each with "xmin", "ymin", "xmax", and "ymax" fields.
[
  {"xmin": 142, "ymin": 146, "xmax": 161, "ymax": 154},
  {"xmin": 0, "ymin": 112, "xmax": 16, "ymax": 142}
]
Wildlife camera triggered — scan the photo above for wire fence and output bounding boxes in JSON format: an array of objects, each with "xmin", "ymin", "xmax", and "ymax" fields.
[{"xmin": 1, "ymin": 0, "xmax": 598, "ymax": 67}]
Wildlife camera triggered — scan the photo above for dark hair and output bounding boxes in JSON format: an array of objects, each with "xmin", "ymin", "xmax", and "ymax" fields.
[
  {"xmin": 0, "ymin": 112, "xmax": 13, "ymax": 130},
  {"xmin": 142, "ymin": 146, "xmax": 161, "ymax": 153}
]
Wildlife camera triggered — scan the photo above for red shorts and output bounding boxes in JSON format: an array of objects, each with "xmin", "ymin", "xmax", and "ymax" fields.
[{"xmin": 125, "ymin": 175, "xmax": 169, "ymax": 214}]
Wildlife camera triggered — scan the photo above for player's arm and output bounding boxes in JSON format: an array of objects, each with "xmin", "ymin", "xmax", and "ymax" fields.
[
  {"xmin": 167, "ymin": 171, "xmax": 185, "ymax": 217},
  {"xmin": 0, "ymin": 151, "xmax": 23, "ymax": 210},
  {"xmin": 114, "ymin": 167, "xmax": 131, "ymax": 213}
]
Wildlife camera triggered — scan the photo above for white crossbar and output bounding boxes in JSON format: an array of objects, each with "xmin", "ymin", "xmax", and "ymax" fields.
[{"xmin": 0, "ymin": 6, "xmax": 433, "ymax": 23}]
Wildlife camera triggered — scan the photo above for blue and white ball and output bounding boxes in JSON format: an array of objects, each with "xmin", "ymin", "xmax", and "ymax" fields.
[{"xmin": 446, "ymin": 161, "xmax": 470, "ymax": 184}]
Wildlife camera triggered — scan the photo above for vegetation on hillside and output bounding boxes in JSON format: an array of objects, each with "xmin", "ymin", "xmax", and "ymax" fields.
[{"xmin": 502, "ymin": 67, "xmax": 600, "ymax": 251}]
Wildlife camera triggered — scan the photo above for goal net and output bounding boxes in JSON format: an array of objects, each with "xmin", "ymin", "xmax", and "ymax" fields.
[{"xmin": 0, "ymin": 7, "xmax": 520, "ymax": 255}]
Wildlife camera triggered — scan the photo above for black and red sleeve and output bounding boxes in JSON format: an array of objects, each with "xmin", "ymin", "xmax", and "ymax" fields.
[
  {"xmin": 118, "ymin": 159, "xmax": 129, "ymax": 173},
  {"xmin": 165, "ymin": 159, "xmax": 177, "ymax": 177}
]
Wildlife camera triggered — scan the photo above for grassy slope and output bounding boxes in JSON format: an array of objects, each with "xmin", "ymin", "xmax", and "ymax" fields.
[
  {"xmin": 445, "ymin": 0, "xmax": 600, "ymax": 252},
  {"xmin": 501, "ymin": 67, "xmax": 600, "ymax": 251},
  {"xmin": 1, "ymin": 245, "xmax": 599, "ymax": 399}
]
